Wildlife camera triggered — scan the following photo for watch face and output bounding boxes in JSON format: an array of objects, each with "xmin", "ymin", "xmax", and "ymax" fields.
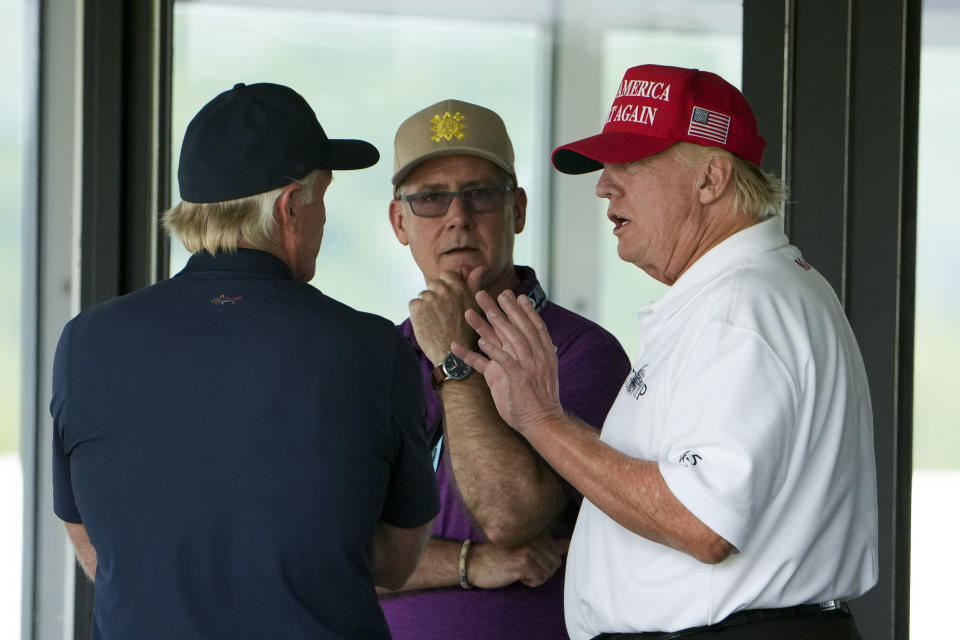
[{"xmin": 442, "ymin": 352, "xmax": 473, "ymax": 380}]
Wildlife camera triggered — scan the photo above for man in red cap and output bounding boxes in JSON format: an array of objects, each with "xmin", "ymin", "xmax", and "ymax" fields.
[{"xmin": 452, "ymin": 65, "xmax": 879, "ymax": 639}]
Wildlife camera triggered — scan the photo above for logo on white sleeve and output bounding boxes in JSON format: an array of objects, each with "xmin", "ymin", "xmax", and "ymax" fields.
[
  {"xmin": 678, "ymin": 450, "xmax": 703, "ymax": 467},
  {"xmin": 625, "ymin": 365, "xmax": 649, "ymax": 399}
]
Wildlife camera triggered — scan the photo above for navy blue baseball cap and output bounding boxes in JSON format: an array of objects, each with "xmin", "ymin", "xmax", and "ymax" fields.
[{"xmin": 178, "ymin": 82, "xmax": 380, "ymax": 203}]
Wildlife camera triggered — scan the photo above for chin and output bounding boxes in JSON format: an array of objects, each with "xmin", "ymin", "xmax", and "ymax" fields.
[
  {"xmin": 456, "ymin": 265, "xmax": 478, "ymax": 279},
  {"xmin": 442, "ymin": 258, "xmax": 484, "ymax": 276},
  {"xmin": 616, "ymin": 236, "xmax": 646, "ymax": 265}
]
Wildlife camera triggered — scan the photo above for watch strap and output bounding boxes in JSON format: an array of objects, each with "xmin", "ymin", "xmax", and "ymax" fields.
[{"xmin": 430, "ymin": 362, "xmax": 446, "ymax": 390}]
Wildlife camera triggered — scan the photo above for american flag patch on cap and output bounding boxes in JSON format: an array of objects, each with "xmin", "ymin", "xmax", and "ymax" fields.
[{"xmin": 687, "ymin": 106, "xmax": 731, "ymax": 144}]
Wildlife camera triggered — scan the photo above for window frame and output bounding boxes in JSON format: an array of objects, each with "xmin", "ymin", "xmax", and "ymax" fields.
[{"xmin": 24, "ymin": 1, "xmax": 919, "ymax": 638}]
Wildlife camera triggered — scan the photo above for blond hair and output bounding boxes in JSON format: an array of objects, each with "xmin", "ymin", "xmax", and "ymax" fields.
[
  {"xmin": 163, "ymin": 171, "xmax": 323, "ymax": 254},
  {"xmin": 674, "ymin": 143, "xmax": 787, "ymax": 219}
]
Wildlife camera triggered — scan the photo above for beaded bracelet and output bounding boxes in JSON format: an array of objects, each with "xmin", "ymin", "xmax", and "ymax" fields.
[{"xmin": 458, "ymin": 539, "xmax": 474, "ymax": 589}]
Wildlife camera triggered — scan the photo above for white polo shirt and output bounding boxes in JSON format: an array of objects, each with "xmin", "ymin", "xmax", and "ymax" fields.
[{"xmin": 564, "ymin": 218, "xmax": 878, "ymax": 639}]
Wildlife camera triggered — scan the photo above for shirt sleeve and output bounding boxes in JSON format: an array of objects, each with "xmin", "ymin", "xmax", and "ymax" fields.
[
  {"xmin": 50, "ymin": 319, "xmax": 82, "ymax": 523},
  {"xmin": 379, "ymin": 334, "xmax": 441, "ymax": 528},
  {"xmin": 657, "ymin": 321, "xmax": 798, "ymax": 551}
]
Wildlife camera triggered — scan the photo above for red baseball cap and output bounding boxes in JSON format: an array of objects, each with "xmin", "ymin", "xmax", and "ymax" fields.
[{"xmin": 552, "ymin": 64, "xmax": 766, "ymax": 174}]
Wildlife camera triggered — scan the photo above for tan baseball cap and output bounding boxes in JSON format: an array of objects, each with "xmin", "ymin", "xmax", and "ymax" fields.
[{"xmin": 392, "ymin": 99, "xmax": 516, "ymax": 185}]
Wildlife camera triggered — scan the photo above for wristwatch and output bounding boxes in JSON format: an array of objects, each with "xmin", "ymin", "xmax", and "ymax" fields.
[{"xmin": 431, "ymin": 351, "xmax": 473, "ymax": 389}]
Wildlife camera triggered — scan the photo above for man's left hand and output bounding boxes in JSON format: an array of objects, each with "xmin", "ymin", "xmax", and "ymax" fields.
[{"xmin": 452, "ymin": 290, "xmax": 565, "ymax": 436}]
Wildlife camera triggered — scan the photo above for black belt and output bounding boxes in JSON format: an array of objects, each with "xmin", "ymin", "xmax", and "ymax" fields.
[{"xmin": 591, "ymin": 600, "xmax": 850, "ymax": 639}]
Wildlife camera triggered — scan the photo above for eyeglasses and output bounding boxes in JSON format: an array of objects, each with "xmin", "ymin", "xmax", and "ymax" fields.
[{"xmin": 400, "ymin": 184, "xmax": 513, "ymax": 218}]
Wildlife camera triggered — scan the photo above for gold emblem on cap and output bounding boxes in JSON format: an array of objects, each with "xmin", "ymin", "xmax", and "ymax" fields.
[{"xmin": 430, "ymin": 111, "xmax": 466, "ymax": 142}]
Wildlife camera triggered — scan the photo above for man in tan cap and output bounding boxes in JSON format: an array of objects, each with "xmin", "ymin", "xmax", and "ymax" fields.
[{"xmin": 378, "ymin": 99, "xmax": 630, "ymax": 639}]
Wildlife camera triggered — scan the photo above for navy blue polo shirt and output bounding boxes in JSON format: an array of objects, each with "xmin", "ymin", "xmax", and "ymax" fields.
[{"xmin": 51, "ymin": 249, "xmax": 439, "ymax": 640}]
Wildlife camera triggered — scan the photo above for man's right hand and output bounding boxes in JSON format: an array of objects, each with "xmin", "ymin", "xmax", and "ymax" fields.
[
  {"xmin": 468, "ymin": 533, "xmax": 569, "ymax": 589},
  {"xmin": 409, "ymin": 266, "xmax": 486, "ymax": 365}
]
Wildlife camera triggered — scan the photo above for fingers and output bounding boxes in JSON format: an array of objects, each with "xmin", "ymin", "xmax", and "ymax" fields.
[
  {"xmin": 517, "ymin": 538, "xmax": 564, "ymax": 587},
  {"xmin": 473, "ymin": 290, "xmax": 557, "ymax": 363},
  {"xmin": 411, "ymin": 271, "xmax": 475, "ymax": 307},
  {"xmin": 474, "ymin": 291, "xmax": 535, "ymax": 362},
  {"xmin": 409, "ymin": 272, "xmax": 482, "ymax": 363},
  {"xmin": 433, "ymin": 270, "xmax": 467, "ymax": 291},
  {"xmin": 451, "ymin": 341, "xmax": 490, "ymax": 376},
  {"xmin": 518, "ymin": 293, "xmax": 556, "ymax": 355},
  {"xmin": 474, "ymin": 289, "xmax": 501, "ymax": 317},
  {"xmin": 501, "ymin": 293, "xmax": 554, "ymax": 355},
  {"xmin": 414, "ymin": 275, "xmax": 457, "ymax": 304},
  {"xmin": 466, "ymin": 265, "xmax": 488, "ymax": 294},
  {"xmin": 464, "ymin": 308, "xmax": 503, "ymax": 351},
  {"xmin": 474, "ymin": 336, "xmax": 523, "ymax": 375}
]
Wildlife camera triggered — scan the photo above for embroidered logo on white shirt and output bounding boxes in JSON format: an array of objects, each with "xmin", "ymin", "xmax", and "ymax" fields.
[
  {"xmin": 678, "ymin": 450, "xmax": 703, "ymax": 467},
  {"xmin": 625, "ymin": 365, "xmax": 649, "ymax": 399}
]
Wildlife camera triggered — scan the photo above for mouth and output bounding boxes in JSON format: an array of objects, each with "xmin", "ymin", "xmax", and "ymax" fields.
[
  {"xmin": 442, "ymin": 246, "xmax": 479, "ymax": 256},
  {"xmin": 608, "ymin": 213, "xmax": 630, "ymax": 234}
]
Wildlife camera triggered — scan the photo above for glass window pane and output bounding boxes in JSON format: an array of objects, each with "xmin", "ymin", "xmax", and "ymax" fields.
[
  {"xmin": 911, "ymin": 3, "xmax": 960, "ymax": 637},
  {"xmin": 597, "ymin": 9, "xmax": 742, "ymax": 356},
  {"xmin": 0, "ymin": 0, "xmax": 27, "ymax": 635},
  {"xmin": 170, "ymin": 2, "xmax": 548, "ymax": 324}
]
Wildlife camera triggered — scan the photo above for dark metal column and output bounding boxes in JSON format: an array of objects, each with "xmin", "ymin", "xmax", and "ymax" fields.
[
  {"xmin": 74, "ymin": 1, "xmax": 173, "ymax": 636},
  {"xmin": 843, "ymin": 1, "xmax": 920, "ymax": 638},
  {"xmin": 743, "ymin": 1, "xmax": 920, "ymax": 638},
  {"xmin": 742, "ymin": 0, "xmax": 791, "ymax": 184},
  {"xmin": 81, "ymin": 0, "xmax": 172, "ymax": 310}
]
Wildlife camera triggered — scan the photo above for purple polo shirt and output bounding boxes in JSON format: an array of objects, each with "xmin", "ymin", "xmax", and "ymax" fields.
[{"xmin": 382, "ymin": 266, "xmax": 630, "ymax": 640}]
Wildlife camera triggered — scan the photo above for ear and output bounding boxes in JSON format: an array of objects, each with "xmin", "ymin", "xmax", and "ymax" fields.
[
  {"xmin": 389, "ymin": 199, "xmax": 410, "ymax": 246},
  {"xmin": 697, "ymin": 154, "xmax": 734, "ymax": 206},
  {"xmin": 274, "ymin": 180, "xmax": 304, "ymax": 229},
  {"xmin": 273, "ymin": 180, "xmax": 304, "ymax": 268},
  {"xmin": 511, "ymin": 187, "xmax": 527, "ymax": 234}
]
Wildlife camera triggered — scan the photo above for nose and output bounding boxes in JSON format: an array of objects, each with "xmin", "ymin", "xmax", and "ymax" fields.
[
  {"xmin": 595, "ymin": 168, "xmax": 615, "ymax": 199},
  {"xmin": 444, "ymin": 193, "xmax": 474, "ymax": 228}
]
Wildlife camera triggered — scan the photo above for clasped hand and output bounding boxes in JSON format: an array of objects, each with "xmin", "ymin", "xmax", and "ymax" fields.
[
  {"xmin": 409, "ymin": 267, "xmax": 486, "ymax": 365},
  {"xmin": 469, "ymin": 533, "xmax": 569, "ymax": 589}
]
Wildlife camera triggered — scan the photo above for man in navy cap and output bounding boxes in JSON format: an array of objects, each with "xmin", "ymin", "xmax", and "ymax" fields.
[
  {"xmin": 453, "ymin": 65, "xmax": 878, "ymax": 639},
  {"xmin": 51, "ymin": 82, "xmax": 440, "ymax": 639}
]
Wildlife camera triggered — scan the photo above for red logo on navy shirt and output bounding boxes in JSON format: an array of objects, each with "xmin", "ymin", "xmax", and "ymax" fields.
[{"xmin": 210, "ymin": 294, "xmax": 243, "ymax": 305}]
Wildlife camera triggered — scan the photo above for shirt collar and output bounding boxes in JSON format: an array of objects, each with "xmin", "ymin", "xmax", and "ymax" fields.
[
  {"xmin": 179, "ymin": 249, "xmax": 294, "ymax": 280},
  {"xmin": 513, "ymin": 265, "xmax": 539, "ymax": 297},
  {"xmin": 644, "ymin": 217, "xmax": 788, "ymax": 318}
]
